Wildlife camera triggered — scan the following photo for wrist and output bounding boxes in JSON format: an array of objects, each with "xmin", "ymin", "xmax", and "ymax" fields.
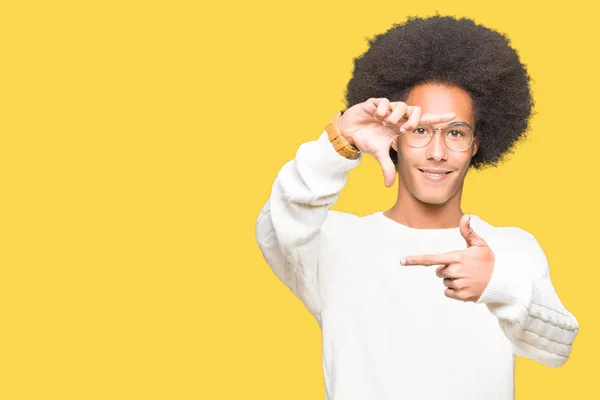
[
  {"xmin": 325, "ymin": 111, "xmax": 360, "ymax": 159},
  {"xmin": 337, "ymin": 110, "xmax": 356, "ymax": 147}
]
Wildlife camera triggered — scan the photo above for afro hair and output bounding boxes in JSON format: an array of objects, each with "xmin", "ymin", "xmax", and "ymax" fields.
[{"xmin": 344, "ymin": 15, "xmax": 534, "ymax": 169}]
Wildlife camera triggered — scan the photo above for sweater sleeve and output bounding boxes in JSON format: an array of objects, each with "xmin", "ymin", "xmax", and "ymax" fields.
[
  {"xmin": 476, "ymin": 229, "xmax": 579, "ymax": 368},
  {"xmin": 255, "ymin": 131, "xmax": 362, "ymax": 320}
]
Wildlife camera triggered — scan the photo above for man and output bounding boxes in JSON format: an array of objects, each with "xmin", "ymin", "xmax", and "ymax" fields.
[{"xmin": 255, "ymin": 15, "xmax": 579, "ymax": 400}]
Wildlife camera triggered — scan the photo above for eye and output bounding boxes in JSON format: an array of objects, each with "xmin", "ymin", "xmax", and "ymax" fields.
[
  {"xmin": 413, "ymin": 127, "xmax": 428, "ymax": 135},
  {"xmin": 446, "ymin": 129, "xmax": 465, "ymax": 138}
]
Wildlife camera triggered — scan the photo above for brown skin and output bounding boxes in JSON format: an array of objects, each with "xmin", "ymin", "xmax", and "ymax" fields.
[{"xmin": 385, "ymin": 83, "xmax": 479, "ymax": 229}]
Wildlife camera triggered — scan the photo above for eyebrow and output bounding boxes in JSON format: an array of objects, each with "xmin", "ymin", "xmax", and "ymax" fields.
[
  {"xmin": 446, "ymin": 121, "xmax": 473, "ymax": 130},
  {"xmin": 417, "ymin": 121, "xmax": 474, "ymax": 130}
]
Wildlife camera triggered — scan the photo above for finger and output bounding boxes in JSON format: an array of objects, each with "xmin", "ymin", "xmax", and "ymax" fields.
[
  {"xmin": 361, "ymin": 98, "xmax": 392, "ymax": 118},
  {"xmin": 442, "ymin": 278, "xmax": 454, "ymax": 289},
  {"xmin": 373, "ymin": 148, "xmax": 397, "ymax": 188},
  {"xmin": 436, "ymin": 264, "xmax": 446, "ymax": 278},
  {"xmin": 443, "ymin": 278, "xmax": 467, "ymax": 290},
  {"xmin": 361, "ymin": 98, "xmax": 378, "ymax": 115},
  {"xmin": 400, "ymin": 106, "xmax": 422, "ymax": 133},
  {"xmin": 419, "ymin": 112, "xmax": 456, "ymax": 125},
  {"xmin": 437, "ymin": 264, "xmax": 461, "ymax": 279},
  {"xmin": 375, "ymin": 98, "xmax": 392, "ymax": 120},
  {"xmin": 401, "ymin": 251, "xmax": 462, "ymax": 266},
  {"xmin": 459, "ymin": 214, "xmax": 488, "ymax": 247},
  {"xmin": 444, "ymin": 288, "xmax": 462, "ymax": 301},
  {"xmin": 453, "ymin": 278, "xmax": 467, "ymax": 290},
  {"xmin": 384, "ymin": 102, "xmax": 408, "ymax": 126}
]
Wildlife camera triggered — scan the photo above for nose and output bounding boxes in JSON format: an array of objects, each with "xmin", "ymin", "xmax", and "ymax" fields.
[{"xmin": 425, "ymin": 130, "xmax": 448, "ymax": 162}]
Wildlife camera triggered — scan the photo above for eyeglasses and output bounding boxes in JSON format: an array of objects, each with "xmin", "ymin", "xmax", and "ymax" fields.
[{"xmin": 401, "ymin": 122, "xmax": 475, "ymax": 152}]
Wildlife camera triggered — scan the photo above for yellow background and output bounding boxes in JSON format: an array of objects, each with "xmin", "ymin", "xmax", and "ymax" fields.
[{"xmin": 0, "ymin": 0, "xmax": 597, "ymax": 398}]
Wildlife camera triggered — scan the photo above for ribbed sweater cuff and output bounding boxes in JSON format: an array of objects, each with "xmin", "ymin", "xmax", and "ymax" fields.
[{"xmin": 476, "ymin": 251, "xmax": 532, "ymax": 309}]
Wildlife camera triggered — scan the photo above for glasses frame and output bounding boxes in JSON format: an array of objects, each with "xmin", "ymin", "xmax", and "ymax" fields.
[{"xmin": 401, "ymin": 122, "xmax": 476, "ymax": 153}]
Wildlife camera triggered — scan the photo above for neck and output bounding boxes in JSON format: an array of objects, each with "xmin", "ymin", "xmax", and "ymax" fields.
[{"xmin": 384, "ymin": 182, "xmax": 464, "ymax": 229}]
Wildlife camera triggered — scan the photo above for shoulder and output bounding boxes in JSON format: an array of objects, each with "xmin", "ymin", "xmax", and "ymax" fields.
[
  {"xmin": 473, "ymin": 216, "xmax": 549, "ymax": 274},
  {"xmin": 321, "ymin": 210, "xmax": 363, "ymax": 235},
  {"xmin": 471, "ymin": 215, "xmax": 538, "ymax": 245}
]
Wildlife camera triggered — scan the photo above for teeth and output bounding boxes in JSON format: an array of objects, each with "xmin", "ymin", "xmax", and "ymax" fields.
[{"xmin": 422, "ymin": 171, "xmax": 447, "ymax": 177}]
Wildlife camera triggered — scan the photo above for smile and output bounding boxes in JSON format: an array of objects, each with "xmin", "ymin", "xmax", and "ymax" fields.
[{"xmin": 418, "ymin": 168, "xmax": 452, "ymax": 181}]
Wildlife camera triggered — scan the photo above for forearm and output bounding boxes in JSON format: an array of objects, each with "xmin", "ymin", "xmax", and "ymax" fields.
[
  {"xmin": 480, "ymin": 276, "xmax": 578, "ymax": 367},
  {"xmin": 477, "ymin": 232, "xmax": 579, "ymax": 367},
  {"xmin": 256, "ymin": 131, "xmax": 361, "ymax": 249},
  {"xmin": 255, "ymin": 131, "xmax": 361, "ymax": 317}
]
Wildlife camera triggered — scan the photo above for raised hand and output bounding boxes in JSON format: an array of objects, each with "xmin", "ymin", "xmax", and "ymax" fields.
[
  {"xmin": 337, "ymin": 97, "xmax": 456, "ymax": 187},
  {"xmin": 399, "ymin": 215, "xmax": 495, "ymax": 302}
]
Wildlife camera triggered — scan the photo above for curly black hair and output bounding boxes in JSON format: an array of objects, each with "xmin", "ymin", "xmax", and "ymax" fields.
[{"xmin": 344, "ymin": 15, "xmax": 534, "ymax": 169}]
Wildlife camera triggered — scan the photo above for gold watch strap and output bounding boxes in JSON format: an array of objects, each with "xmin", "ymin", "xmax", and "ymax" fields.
[{"xmin": 325, "ymin": 111, "xmax": 360, "ymax": 159}]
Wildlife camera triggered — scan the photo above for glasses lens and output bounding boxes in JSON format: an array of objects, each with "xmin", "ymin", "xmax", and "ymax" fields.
[
  {"xmin": 444, "ymin": 126, "xmax": 473, "ymax": 152},
  {"xmin": 405, "ymin": 127, "xmax": 432, "ymax": 147}
]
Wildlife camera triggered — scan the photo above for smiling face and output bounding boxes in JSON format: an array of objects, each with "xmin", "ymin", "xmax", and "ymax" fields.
[{"xmin": 392, "ymin": 83, "xmax": 479, "ymax": 206}]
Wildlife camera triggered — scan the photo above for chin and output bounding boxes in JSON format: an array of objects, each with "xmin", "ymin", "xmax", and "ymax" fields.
[
  {"xmin": 417, "ymin": 196, "xmax": 449, "ymax": 206},
  {"xmin": 414, "ymin": 190, "xmax": 454, "ymax": 206}
]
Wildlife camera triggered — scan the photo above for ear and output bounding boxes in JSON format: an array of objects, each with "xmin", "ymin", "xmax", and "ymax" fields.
[{"xmin": 471, "ymin": 136, "xmax": 479, "ymax": 157}]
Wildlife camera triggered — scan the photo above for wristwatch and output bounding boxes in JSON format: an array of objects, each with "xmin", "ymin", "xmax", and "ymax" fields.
[{"xmin": 325, "ymin": 110, "xmax": 360, "ymax": 159}]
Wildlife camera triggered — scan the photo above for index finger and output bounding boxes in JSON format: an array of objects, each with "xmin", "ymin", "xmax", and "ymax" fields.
[
  {"xmin": 400, "ymin": 251, "xmax": 461, "ymax": 266},
  {"xmin": 419, "ymin": 112, "xmax": 456, "ymax": 126}
]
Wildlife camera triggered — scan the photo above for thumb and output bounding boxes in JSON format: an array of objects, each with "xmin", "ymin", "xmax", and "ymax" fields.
[
  {"xmin": 459, "ymin": 214, "xmax": 487, "ymax": 247},
  {"xmin": 373, "ymin": 150, "xmax": 397, "ymax": 187}
]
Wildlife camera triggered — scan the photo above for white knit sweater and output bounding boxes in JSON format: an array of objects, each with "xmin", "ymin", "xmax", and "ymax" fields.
[{"xmin": 255, "ymin": 131, "xmax": 579, "ymax": 400}]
